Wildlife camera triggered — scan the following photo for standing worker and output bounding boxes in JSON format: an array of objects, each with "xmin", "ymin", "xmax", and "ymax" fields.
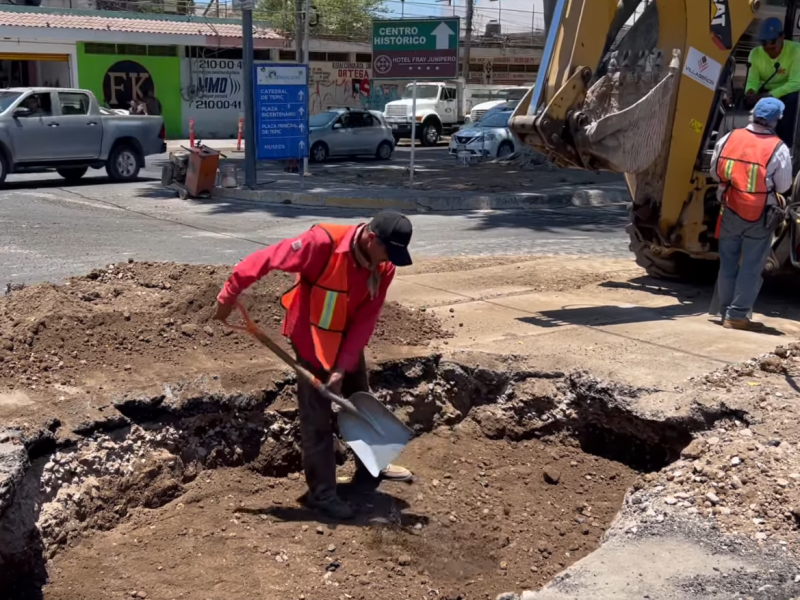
[
  {"xmin": 745, "ymin": 17, "xmax": 800, "ymax": 147},
  {"xmin": 214, "ymin": 211, "xmax": 415, "ymax": 519},
  {"xmin": 711, "ymin": 97, "xmax": 791, "ymax": 331}
]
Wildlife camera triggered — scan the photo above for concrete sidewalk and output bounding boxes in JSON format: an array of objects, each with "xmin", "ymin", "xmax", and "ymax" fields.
[{"xmin": 212, "ymin": 174, "xmax": 630, "ymax": 212}]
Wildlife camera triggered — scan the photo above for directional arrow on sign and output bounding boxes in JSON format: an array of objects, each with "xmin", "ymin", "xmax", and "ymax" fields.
[
  {"xmin": 298, "ymin": 90, "xmax": 305, "ymax": 100},
  {"xmin": 300, "ymin": 124, "xmax": 306, "ymax": 133},
  {"xmin": 299, "ymin": 107, "xmax": 305, "ymax": 116},
  {"xmin": 432, "ymin": 21, "xmax": 455, "ymax": 50}
]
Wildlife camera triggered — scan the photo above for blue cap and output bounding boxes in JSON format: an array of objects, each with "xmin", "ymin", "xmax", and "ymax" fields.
[
  {"xmin": 758, "ymin": 17, "xmax": 784, "ymax": 41},
  {"xmin": 754, "ymin": 97, "xmax": 785, "ymax": 122}
]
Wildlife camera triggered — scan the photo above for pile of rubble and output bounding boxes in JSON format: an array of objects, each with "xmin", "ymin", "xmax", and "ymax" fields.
[{"xmin": 632, "ymin": 344, "xmax": 800, "ymax": 544}]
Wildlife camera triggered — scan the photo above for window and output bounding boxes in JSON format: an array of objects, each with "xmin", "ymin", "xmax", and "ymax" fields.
[
  {"xmin": 402, "ymin": 84, "xmax": 440, "ymax": 99},
  {"xmin": 310, "ymin": 111, "xmax": 338, "ymax": 127},
  {"xmin": 59, "ymin": 92, "xmax": 90, "ymax": 116},
  {"xmin": 117, "ymin": 44, "xmax": 148, "ymax": 56},
  {"xmin": 84, "ymin": 43, "xmax": 117, "ymax": 55},
  {"xmin": 442, "ymin": 88, "xmax": 457, "ymax": 101},
  {"xmin": 0, "ymin": 91, "xmax": 21, "ymax": 114},
  {"xmin": 148, "ymin": 45, "xmax": 178, "ymax": 57},
  {"xmin": 19, "ymin": 93, "xmax": 52, "ymax": 117},
  {"xmin": 327, "ymin": 52, "xmax": 349, "ymax": 62},
  {"xmin": 355, "ymin": 53, "xmax": 372, "ymax": 63},
  {"xmin": 309, "ymin": 51, "xmax": 326, "ymax": 61},
  {"xmin": 279, "ymin": 50, "xmax": 297, "ymax": 61}
]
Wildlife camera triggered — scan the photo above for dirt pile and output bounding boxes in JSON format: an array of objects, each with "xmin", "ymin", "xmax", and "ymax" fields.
[
  {"xmin": 0, "ymin": 261, "xmax": 451, "ymax": 390},
  {"xmin": 634, "ymin": 344, "xmax": 800, "ymax": 544}
]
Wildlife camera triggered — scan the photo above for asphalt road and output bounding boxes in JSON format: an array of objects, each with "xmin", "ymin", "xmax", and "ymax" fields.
[{"xmin": 0, "ymin": 148, "xmax": 631, "ymax": 285}]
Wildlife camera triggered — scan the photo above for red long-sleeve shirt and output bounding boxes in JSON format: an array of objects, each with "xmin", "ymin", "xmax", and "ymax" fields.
[{"xmin": 217, "ymin": 224, "xmax": 395, "ymax": 373}]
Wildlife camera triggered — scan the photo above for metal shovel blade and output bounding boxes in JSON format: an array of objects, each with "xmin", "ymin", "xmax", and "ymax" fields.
[{"xmin": 337, "ymin": 391, "xmax": 414, "ymax": 478}]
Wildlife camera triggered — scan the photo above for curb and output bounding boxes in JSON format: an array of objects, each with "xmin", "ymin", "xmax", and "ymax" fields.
[{"xmin": 211, "ymin": 185, "xmax": 630, "ymax": 212}]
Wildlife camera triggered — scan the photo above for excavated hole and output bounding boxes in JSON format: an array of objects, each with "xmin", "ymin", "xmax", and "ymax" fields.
[{"xmin": 1, "ymin": 356, "xmax": 739, "ymax": 599}]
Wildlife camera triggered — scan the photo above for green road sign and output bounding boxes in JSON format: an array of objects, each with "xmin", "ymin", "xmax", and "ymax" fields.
[{"xmin": 372, "ymin": 18, "xmax": 460, "ymax": 79}]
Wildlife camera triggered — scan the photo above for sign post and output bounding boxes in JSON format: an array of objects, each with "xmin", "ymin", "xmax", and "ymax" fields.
[
  {"xmin": 253, "ymin": 64, "xmax": 309, "ymax": 186},
  {"xmin": 237, "ymin": 0, "xmax": 257, "ymax": 188},
  {"xmin": 371, "ymin": 17, "xmax": 460, "ymax": 185}
]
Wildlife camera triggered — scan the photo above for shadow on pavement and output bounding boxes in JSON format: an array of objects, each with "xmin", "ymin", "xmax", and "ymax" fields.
[
  {"xmin": 517, "ymin": 275, "xmax": 800, "ymax": 332},
  {"xmin": 2, "ymin": 174, "xmax": 158, "ymax": 190}
]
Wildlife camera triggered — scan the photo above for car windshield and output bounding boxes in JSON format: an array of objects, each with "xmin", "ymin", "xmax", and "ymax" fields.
[
  {"xmin": 478, "ymin": 112, "xmax": 511, "ymax": 128},
  {"xmin": 402, "ymin": 85, "xmax": 440, "ymax": 100},
  {"xmin": 310, "ymin": 111, "xmax": 339, "ymax": 127},
  {"xmin": 0, "ymin": 91, "xmax": 22, "ymax": 114},
  {"xmin": 497, "ymin": 88, "xmax": 528, "ymax": 101}
]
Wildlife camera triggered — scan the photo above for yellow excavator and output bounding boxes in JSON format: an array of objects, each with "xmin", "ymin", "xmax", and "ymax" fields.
[{"xmin": 510, "ymin": 0, "xmax": 800, "ymax": 279}]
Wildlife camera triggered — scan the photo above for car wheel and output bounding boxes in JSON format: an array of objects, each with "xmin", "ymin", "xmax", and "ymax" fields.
[
  {"xmin": 311, "ymin": 142, "xmax": 329, "ymax": 163},
  {"xmin": 497, "ymin": 142, "xmax": 514, "ymax": 159},
  {"xmin": 0, "ymin": 153, "xmax": 8, "ymax": 185},
  {"xmin": 56, "ymin": 167, "xmax": 88, "ymax": 182},
  {"xmin": 106, "ymin": 144, "xmax": 141, "ymax": 182},
  {"xmin": 376, "ymin": 141, "xmax": 393, "ymax": 160},
  {"xmin": 420, "ymin": 123, "xmax": 440, "ymax": 147}
]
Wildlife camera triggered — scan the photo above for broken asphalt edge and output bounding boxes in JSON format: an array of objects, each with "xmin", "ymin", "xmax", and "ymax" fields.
[{"xmin": 211, "ymin": 184, "xmax": 631, "ymax": 213}]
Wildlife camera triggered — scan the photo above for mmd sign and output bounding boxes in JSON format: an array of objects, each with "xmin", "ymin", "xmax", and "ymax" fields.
[{"xmin": 372, "ymin": 18, "xmax": 460, "ymax": 80}]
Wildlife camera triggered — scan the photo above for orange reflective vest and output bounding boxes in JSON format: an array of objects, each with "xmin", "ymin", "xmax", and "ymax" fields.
[
  {"xmin": 716, "ymin": 128, "xmax": 783, "ymax": 222},
  {"xmin": 279, "ymin": 223, "xmax": 352, "ymax": 372}
]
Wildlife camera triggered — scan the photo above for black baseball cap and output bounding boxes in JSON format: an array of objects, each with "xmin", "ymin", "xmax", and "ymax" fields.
[{"xmin": 370, "ymin": 210, "xmax": 413, "ymax": 267}]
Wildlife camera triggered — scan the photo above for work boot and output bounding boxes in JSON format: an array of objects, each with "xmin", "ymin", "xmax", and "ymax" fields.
[
  {"xmin": 351, "ymin": 462, "xmax": 413, "ymax": 484},
  {"xmin": 303, "ymin": 489, "xmax": 354, "ymax": 520},
  {"xmin": 723, "ymin": 318, "xmax": 766, "ymax": 332}
]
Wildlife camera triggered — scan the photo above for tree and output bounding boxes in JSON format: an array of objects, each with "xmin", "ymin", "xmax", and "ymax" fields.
[{"xmin": 255, "ymin": 0, "xmax": 386, "ymax": 39}]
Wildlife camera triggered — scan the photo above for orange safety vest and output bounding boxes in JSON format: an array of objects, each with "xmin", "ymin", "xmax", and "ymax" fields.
[
  {"xmin": 716, "ymin": 128, "xmax": 783, "ymax": 223},
  {"xmin": 280, "ymin": 223, "xmax": 384, "ymax": 372}
]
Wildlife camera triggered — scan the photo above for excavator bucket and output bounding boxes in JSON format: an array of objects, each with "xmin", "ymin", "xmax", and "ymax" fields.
[
  {"xmin": 510, "ymin": 0, "xmax": 684, "ymax": 175},
  {"xmin": 579, "ymin": 49, "xmax": 680, "ymax": 173}
]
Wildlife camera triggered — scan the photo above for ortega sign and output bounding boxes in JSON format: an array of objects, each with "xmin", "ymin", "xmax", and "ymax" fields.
[{"xmin": 372, "ymin": 18, "xmax": 460, "ymax": 80}]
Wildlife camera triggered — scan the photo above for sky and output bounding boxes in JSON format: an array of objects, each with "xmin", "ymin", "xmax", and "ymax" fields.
[{"xmin": 379, "ymin": 0, "xmax": 547, "ymax": 36}]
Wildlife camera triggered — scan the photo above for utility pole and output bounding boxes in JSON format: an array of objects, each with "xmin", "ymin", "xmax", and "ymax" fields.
[
  {"xmin": 294, "ymin": 0, "xmax": 304, "ymax": 64},
  {"xmin": 461, "ymin": 0, "xmax": 474, "ymax": 82},
  {"xmin": 242, "ymin": 3, "xmax": 256, "ymax": 188},
  {"xmin": 302, "ymin": 0, "xmax": 311, "ymax": 175}
]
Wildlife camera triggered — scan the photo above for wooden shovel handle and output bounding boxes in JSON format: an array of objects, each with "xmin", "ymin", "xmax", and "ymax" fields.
[{"xmin": 222, "ymin": 302, "xmax": 354, "ymax": 411}]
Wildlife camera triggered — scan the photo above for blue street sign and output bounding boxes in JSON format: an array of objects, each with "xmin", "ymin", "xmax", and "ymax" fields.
[{"xmin": 254, "ymin": 63, "xmax": 309, "ymax": 161}]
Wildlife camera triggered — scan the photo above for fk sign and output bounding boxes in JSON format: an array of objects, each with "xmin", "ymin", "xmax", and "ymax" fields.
[{"xmin": 372, "ymin": 18, "xmax": 460, "ymax": 80}]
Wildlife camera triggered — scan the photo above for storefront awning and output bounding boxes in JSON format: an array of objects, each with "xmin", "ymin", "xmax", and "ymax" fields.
[{"xmin": 0, "ymin": 53, "xmax": 68, "ymax": 61}]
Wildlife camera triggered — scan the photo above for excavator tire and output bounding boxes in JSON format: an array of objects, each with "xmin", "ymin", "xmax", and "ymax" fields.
[{"xmin": 627, "ymin": 228, "xmax": 682, "ymax": 279}]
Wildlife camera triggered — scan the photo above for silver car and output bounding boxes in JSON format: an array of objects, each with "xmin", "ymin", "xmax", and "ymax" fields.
[{"xmin": 309, "ymin": 108, "xmax": 395, "ymax": 162}]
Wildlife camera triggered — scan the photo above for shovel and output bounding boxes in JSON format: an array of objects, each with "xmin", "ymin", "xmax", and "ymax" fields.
[{"xmin": 223, "ymin": 302, "xmax": 413, "ymax": 477}]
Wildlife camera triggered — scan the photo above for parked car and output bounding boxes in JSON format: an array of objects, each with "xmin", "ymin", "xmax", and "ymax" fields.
[
  {"xmin": 477, "ymin": 100, "xmax": 519, "ymax": 123},
  {"xmin": 0, "ymin": 87, "xmax": 165, "ymax": 184},
  {"xmin": 466, "ymin": 88, "xmax": 528, "ymax": 123},
  {"xmin": 309, "ymin": 108, "xmax": 395, "ymax": 162},
  {"xmin": 449, "ymin": 111, "xmax": 517, "ymax": 158}
]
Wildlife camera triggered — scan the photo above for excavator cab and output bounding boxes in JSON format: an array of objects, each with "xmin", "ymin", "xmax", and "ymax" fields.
[{"xmin": 509, "ymin": 0, "xmax": 800, "ymax": 278}]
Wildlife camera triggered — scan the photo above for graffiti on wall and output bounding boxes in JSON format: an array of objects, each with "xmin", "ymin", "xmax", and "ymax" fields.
[
  {"xmin": 309, "ymin": 62, "xmax": 402, "ymax": 113},
  {"xmin": 309, "ymin": 62, "xmax": 371, "ymax": 113}
]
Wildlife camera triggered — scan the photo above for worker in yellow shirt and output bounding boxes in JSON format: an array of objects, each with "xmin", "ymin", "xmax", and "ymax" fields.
[{"xmin": 746, "ymin": 17, "xmax": 800, "ymax": 148}]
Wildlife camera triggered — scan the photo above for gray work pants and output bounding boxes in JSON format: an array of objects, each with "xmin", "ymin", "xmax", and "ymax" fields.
[
  {"xmin": 295, "ymin": 351, "xmax": 369, "ymax": 497},
  {"xmin": 716, "ymin": 209, "xmax": 773, "ymax": 321}
]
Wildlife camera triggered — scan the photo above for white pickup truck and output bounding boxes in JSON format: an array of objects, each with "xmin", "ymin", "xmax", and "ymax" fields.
[
  {"xmin": 383, "ymin": 82, "xmax": 529, "ymax": 146},
  {"xmin": 0, "ymin": 87, "xmax": 166, "ymax": 184}
]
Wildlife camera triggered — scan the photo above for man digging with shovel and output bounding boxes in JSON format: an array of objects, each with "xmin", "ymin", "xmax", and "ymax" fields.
[{"xmin": 214, "ymin": 210, "xmax": 414, "ymax": 519}]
